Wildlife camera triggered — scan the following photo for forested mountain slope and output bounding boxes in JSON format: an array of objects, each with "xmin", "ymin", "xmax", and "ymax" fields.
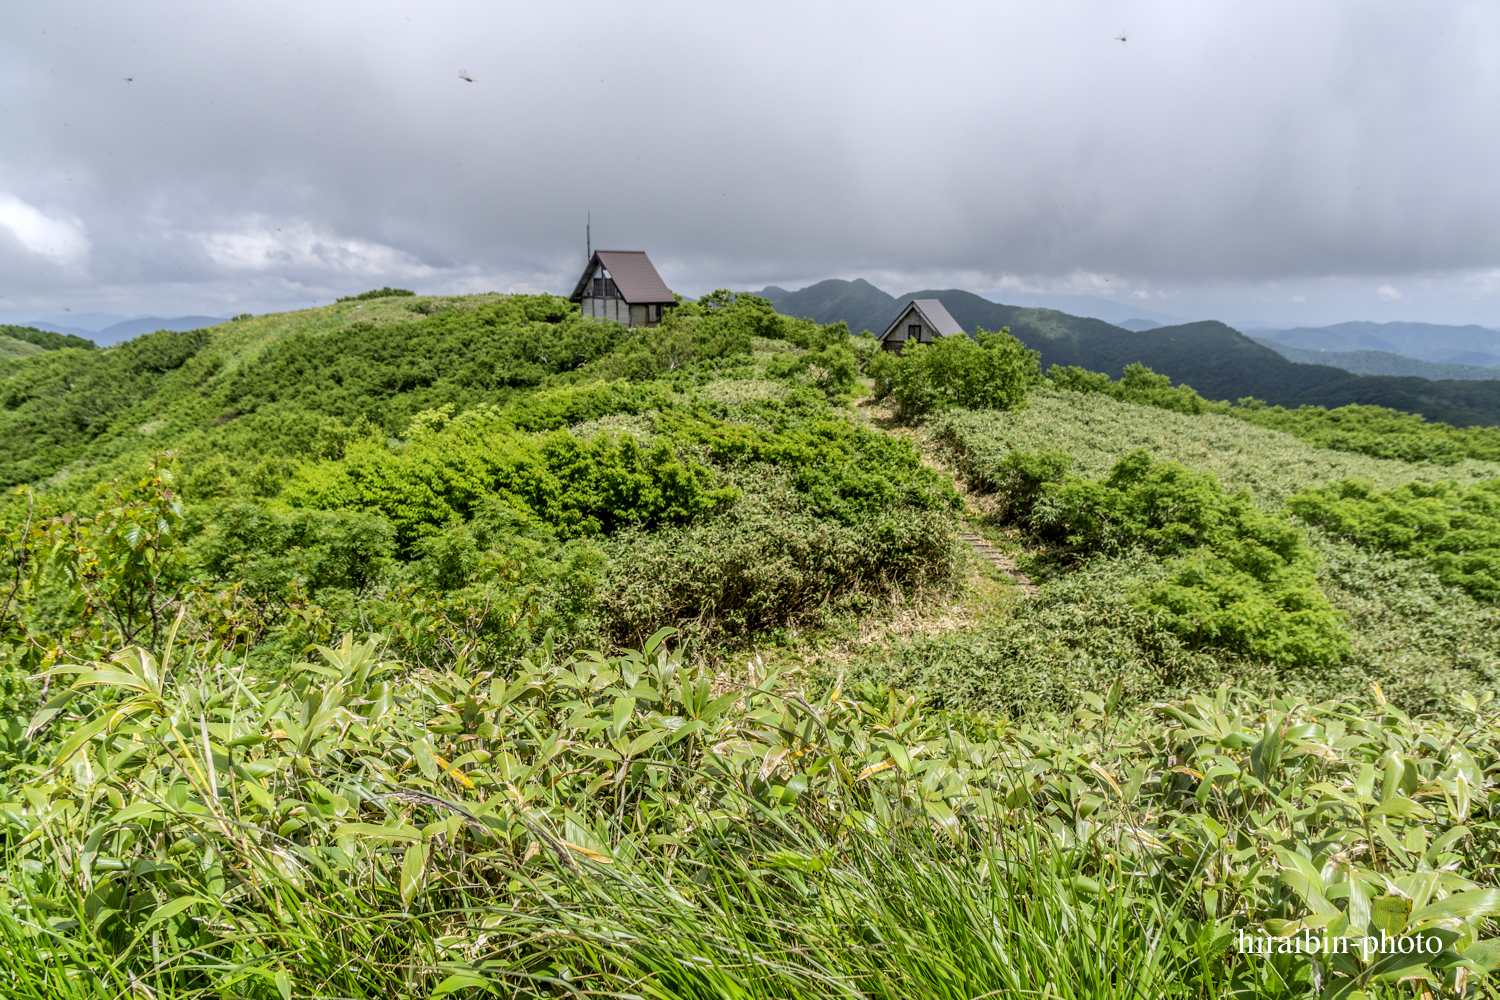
[
  {"xmin": 774, "ymin": 278, "xmax": 1500, "ymax": 425},
  {"xmin": 1253, "ymin": 338, "xmax": 1500, "ymax": 380}
]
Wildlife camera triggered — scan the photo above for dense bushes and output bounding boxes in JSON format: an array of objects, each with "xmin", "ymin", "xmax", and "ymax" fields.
[
  {"xmin": 657, "ymin": 400, "xmax": 957, "ymax": 524},
  {"xmin": 1290, "ymin": 477, "xmax": 1500, "ymax": 600},
  {"xmin": 1047, "ymin": 360, "xmax": 1500, "ymax": 465},
  {"xmin": 284, "ymin": 414, "xmax": 731, "ymax": 548},
  {"xmin": 0, "ymin": 328, "xmax": 217, "ymax": 486},
  {"xmin": 335, "ymin": 286, "xmax": 415, "ymax": 301},
  {"xmin": 1049, "ymin": 361, "xmax": 1219, "ymax": 415},
  {"xmin": 1235, "ymin": 401, "xmax": 1500, "ymax": 464},
  {"xmin": 0, "ymin": 324, "xmax": 96, "ymax": 351},
  {"xmin": 218, "ymin": 297, "xmax": 615, "ymax": 434},
  {"xmin": 763, "ymin": 343, "xmax": 859, "ymax": 397},
  {"xmin": 602, "ymin": 471, "xmax": 955, "ymax": 645},
  {"xmin": 997, "ymin": 449, "xmax": 1347, "ymax": 665},
  {"xmin": 871, "ymin": 327, "xmax": 1042, "ymax": 418},
  {"xmin": 187, "ymin": 502, "xmax": 397, "ymax": 598}
]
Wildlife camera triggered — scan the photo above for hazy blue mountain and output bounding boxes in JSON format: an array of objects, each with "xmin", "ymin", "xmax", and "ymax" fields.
[
  {"xmin": 755, "ymin": 286, "xmax": 793, "ymax": 303},
  {"xmin": 1251, "ymin": 321, "xmax": 1500, "ymax": 367},
  {"xmin": 1251, "ymin": 340, "xmax": 1500, "ymax": 381},
  {"xmin": 28, "ymin": 312, "xmax": 129, "ymax": 333},
  {"xmin": 771, "ymin": 278, "xmax": 1500, "ymax": 426},
  {"xmin": 96, "ymin": 317, "xmax": 227, "ymax": 345},
  {"xmin": 25, "ymin": 322, "xmax": 108, "ymax": 339},
  {"xmin": 1117, "ymin": 319, "xmax": 1164, "ymax": 332},
  {"xmin": 985, "ymin": 293, "xmax": 1184, "ymax": 327},
  {"xmin": 25, "ymin": 314, "xmax": 227, "ymax": 345}
]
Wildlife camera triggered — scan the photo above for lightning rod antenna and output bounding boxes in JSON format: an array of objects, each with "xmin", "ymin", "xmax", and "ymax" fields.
[{"xmin": 587, "ymin": 213, "xmax": 591, "ymax": 261}]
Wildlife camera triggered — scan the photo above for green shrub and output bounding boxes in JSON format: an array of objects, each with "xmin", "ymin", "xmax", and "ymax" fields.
[
  {"xmin": 0, "ymin": 328, "xmax": 216, "ymax": 487},
  {"xmin": 498, "ymin": 381, "xmax": 675, "ymax": 431},
  {"xmin": 1009, "ymin": 450, "xmax": 1347, "ymax": 665},
  {"xmin": 763, "ymin": 343, "xmax": 859, "ymax": 397},
  {"xmin": 930, "ymin": 387, "xmax": 1500, "ymax": 512},
  {"xmin": 187, "ymin": 502, "xmax": 396, "ymax": 599},
  {"xmin": 0, "ymin": 324, "xmax": 96, "ymax": 351},
  {"xmin": 284, "ymin": 418, "xmax": 732, "ymax": 548},
  {"xmin": 1051, "ymin": 362, "xmax": 1221, "ymax": 415},
  {"xmin": 220, "ymin": 299, "xmax": 616, "ymax": 434},
  {"xmin": 654, "ymin": 404, "xmax": 959, "ymax": 524},
  {"xmin": 601, "ymin": 471, "xmax": 956, "ymax": 645},
  {"xmin": 335, "ymin": 286, "xmax": 415, "ymax": 302},
  {"xmin": 976, "ymin": 447, "xmax": 1073, "ymax": 518},
  {"xmin": 1289, "ymin": 477, "xmax": 1500, "ymax": 600},
  {"xmin": 874, "ymin": 328, "xmax": 1042, "ymax": 418}
]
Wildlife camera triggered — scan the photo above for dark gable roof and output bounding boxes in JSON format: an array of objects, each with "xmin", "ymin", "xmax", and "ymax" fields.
[
  {"xmin": 879, "ymin": 299, "xmax": 966, "ymax": 341},
  {"xmin": 568, "ymin": 250, "xmax": 676, "ymax": 304}
]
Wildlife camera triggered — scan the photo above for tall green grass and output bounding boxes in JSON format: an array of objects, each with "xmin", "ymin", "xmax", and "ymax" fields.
[
  {"xmin": 5, "ymin": 634, "xmax": 1496, "ymax": 998},
  {"xmin": 0, "ymin": 810, "xmax": 1285, "ymax": 999}
]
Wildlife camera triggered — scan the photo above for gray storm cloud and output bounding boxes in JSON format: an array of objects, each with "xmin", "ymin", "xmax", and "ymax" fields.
[{"xmin": 1, "ymin": 0, "xmax": 1498, "ymax": 324}]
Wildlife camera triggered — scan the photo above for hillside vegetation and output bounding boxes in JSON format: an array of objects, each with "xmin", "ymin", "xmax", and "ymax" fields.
[
  {"xmin": 0, "ymin": 323, "xmax": 98, "ymax": 352},
  {"xmin": 4, "ymin": 290, "xmax": 1500, "ymax": 998}
]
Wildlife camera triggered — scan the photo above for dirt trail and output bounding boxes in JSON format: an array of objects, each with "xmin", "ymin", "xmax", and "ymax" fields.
[{"xmin": 852, "ymin": 393, "xmax": 1037, "ymax": 596}]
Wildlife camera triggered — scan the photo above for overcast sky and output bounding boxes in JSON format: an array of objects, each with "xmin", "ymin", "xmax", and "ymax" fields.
[{"xmin": 3, "ymin": 1, "xmax": 1499, "ymax": 330}]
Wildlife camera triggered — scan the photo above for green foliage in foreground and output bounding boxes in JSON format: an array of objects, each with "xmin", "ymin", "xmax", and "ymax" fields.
[
  {"xmin": 4, "ymin": 634, "xmax": 1500, "ymax": 997},
  {"xmin": 870, "ymin": 327, "xmax": 1043, "ymax": 418},
  {"xmin": 1291, "ymin": 477, "xmax": 1500, "ymax": 601},
  {"xmin": 990, "ymin": 448, "xmax": 1347, "ymax": 666},
  {"xmin": 1048, "ymin": 361, "xmax": 1500, "ymax": 466}
]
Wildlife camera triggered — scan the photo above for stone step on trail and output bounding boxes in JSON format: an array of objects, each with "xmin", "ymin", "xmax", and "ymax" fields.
[{"xmin": 958, "ymin": 529, "xmax": 1038, "ymax": 595}]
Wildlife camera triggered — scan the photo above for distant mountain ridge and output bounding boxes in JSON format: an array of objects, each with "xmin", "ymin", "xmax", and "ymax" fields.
[
  {"xmin": 24, "ymin": 315, "xmax": 228, "ymax": 346},
  {"xmin": 768, "ymin": 278, "xmax": 1500, "ymax": 427},
  {"xmin": 1252, "ymin": 339, "xmax": 1500, "ymax": 382},
  {"xmin": 758, "ymin": 282, "xmax": 1187, "ymax": 332},
  {"xmin": 1251, "ymin": 321, "xmax": 1500, "ymax": 367}
]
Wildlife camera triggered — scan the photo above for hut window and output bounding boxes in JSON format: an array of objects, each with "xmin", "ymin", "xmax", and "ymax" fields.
[
  {"xmin": 592, "ymin": 277, "xmax": 618, "ymax": 297},
  {"xmin": 648, "ymin": 304, "xmax": 661, "ymax": 322},
  {"xmin": 908, "ymin": 324, "xmax": 922, "ymax": 341}
]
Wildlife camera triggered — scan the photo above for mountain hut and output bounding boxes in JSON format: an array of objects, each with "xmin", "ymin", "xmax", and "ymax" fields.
[
  {"xmin": 569, "ymin": 250, "xmax": 676, "ymax": 327},
  {"xmin": 878, "ymin": 299, "xmax": 965, "ymax": 354}
]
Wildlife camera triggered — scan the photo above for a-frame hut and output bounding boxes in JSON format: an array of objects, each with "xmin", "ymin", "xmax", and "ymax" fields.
[
  {"xmin": 878, "ymin": 299, "xmax": 965, "ymax": 354},
  {"xmin": 569, "ymin": 250, "xmax": 676, "ymax": 327}
]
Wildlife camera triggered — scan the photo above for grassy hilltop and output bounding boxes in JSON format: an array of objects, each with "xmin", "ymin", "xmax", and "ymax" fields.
[{"xmin": 3, "ymin": 291, "xmax": 1500, "ymax": 997}]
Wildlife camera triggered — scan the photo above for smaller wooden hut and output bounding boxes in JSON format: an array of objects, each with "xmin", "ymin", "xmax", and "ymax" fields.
[{"xmin": 878, "ymin": 299, "xmax": 965, "ymax": 354}]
